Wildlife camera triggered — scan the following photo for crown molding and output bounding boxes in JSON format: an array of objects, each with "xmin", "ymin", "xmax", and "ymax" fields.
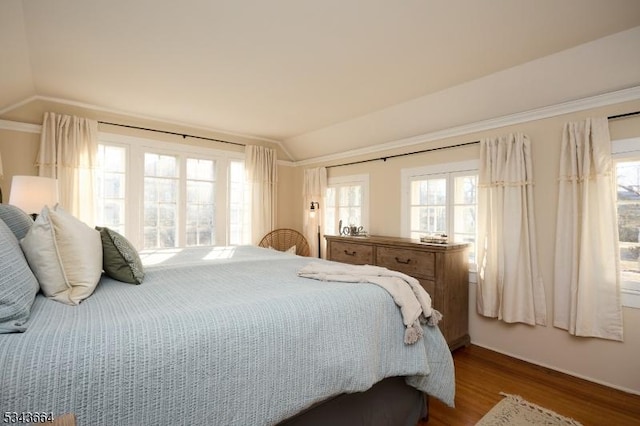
[
  {"xmin": 0, "ymin": 95, "xmax": 39, "ymax": 116},
  {"xmin": 0, "ymin": 118, "xmax": 41, "ymax": 133},
  {"xmin": 277, "ymin": 159, "xmax": 295, "ymax": 167},
  {"xmin": 0, "ymin": 115, "xmax": 296, "ymax": 168},
  {"xmin": 3, "ymin": 86, "xmax": 640, "ymax": 166},
  {"xmin": 0, "ymin": 95, "xmax": 295, "ymax": 160},
  {"xmin": 295, "ymin": 85, "xmax": 640, "ymax": 167},
  {"xmin": 35, "ymin": 95, "xmax": 289, "ymax": 144}
]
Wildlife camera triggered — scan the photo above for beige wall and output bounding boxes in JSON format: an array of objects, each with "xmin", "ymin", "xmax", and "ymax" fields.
[
  {"xmin": 0, "ymin": 129, "xmax": 40, "ymax": 202},
  {"xmin": 0, "ymin": 98, "xmax": 287, "ymax": 157},
  {"xmin": 0, "ymin": 98, "xmax": 285, "ymax": 206},
  {"xmin": 276, "ymin": 165, "xmax": 304, "ymax": 231},
  {"xmin": 284, "ymin": 99, "xmax": 640, "ymax": 394},
  {"xmin": 2, "ymin": 98, "xmax": 639, "ymax": 394}
]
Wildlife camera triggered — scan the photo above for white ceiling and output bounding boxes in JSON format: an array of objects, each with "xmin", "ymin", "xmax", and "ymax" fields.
[{"xmin": 2, "ymin": 0, "xmax": 640, "ymax": 161}]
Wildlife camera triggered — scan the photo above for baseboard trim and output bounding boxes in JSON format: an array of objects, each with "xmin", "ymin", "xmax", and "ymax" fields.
[{"xmin": 470, "ymin": 341, "xmax": 640, "ymax": 396}]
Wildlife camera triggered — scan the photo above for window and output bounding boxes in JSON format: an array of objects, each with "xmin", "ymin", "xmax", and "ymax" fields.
[
  {"xmin": 144, "ymin": 153, "xmax": 179, "ymax": 249},
  {"xmin": 613, "ymin": 137, "xmax": 640, "ymax": 308},
  {"xmin": 185, "ymin": 158, "xmax": 216, "ymax": 247},
  {"xmin": 96, "ymin": 135, "xmax": 245, "ymax": 250},
  {"xmin": 96, "ymin": 144, "xmax": 127, "ymax": 235},
  {"xmin": 228, "ymin": 160, "xmax": 249, "ymax": 245},
  {"xmin": 409, "ymin": 177, "xmax": 446, "ymax": 236},
  {"xmin": 452, "ymin": 174, "xmax": 478, "ymax": 255},
  {"xmin": 324, "ymin": 175, "xmax": 369, "ymax": 236},
  {"xmin": 402, "ymin": 160, "xmax": 478, "ymax": 266}
]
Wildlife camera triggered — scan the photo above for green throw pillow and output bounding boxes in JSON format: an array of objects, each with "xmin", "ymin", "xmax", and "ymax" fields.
[{"xmin": 96, "ymin": 226, "xmax": 145, "ymax": 284}]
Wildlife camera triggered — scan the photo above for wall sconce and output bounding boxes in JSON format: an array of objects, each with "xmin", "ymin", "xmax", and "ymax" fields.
[
  {"xmin": 309, "ymin": 201, "xmax": 319, "ymax": 218},
  {"xmin": 309, "ymin": 201, "xmax": 321, "ymax": 258},
  {"xmin": 9, "ymin": 176, "xmax": 59, "ymax": 219}
]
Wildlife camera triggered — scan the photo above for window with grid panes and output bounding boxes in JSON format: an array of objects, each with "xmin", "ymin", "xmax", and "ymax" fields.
[
  {"xmin": 144, "ymin": 153, "xmax": 180, "ymax": 249},
  {"xmin": 613, "ymin": 137, "xmax": 640, "ymax": 308},
  {"xmin": 324, "ymin": 175, "xmax": 369, "ymax": 236},
  {"xmin": 402, "ymin": 160, "xmax": 478, "ymax": 265},
  {"xmin": 228, "ymin": 160, "xmax": 249, "ymax": 245},
  {"xmin": 97, "ymin": 137, "xmax": 247, "ymax": 251},
  {"xmin": 185, "ymin": 158, "xmax": 216, "ymax": 246},
  {"xmin": 96, "ymin": 144, "xmax": 126, "ymax": 236}
]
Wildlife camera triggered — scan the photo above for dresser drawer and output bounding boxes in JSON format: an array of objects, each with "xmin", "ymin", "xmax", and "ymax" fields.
[
  {"xmin": 325, "ymin": 235, "xmax": 470, "ymax": 350},
  {"xmin": 376, "ymin": 246, "xmax": 435, "ymax": 279},
  {"xmin": 419, "ymin": 279, "xmax": 436, "ymax": 300},
  {"xmin": 329, "ymin": 241, "xmax": 373, "ymax": 265}
]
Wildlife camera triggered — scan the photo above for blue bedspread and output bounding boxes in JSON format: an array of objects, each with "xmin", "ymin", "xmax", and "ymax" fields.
[{"xmin": 0, "ymin": 246, "xmax": 454, "ymax": 425}]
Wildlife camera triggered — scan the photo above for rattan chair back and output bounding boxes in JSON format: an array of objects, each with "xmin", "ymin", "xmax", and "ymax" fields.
[{"xmin": 258, "ymin": 228, "xmax": 311, "ymax": 257}]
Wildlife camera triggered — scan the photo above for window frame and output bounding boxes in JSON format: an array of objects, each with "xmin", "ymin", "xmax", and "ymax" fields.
[
  {"xmin": 97, "ymin": 132, "xmax": 244, "ymax": 250},
  {"xmin": 95, "ymin": 142, "xmax": 129, "ymax": 236},
  {"xmin": 612, "ymin": 137, "xmax": 640, "ymax": 309},
  {"xmin": 227, "ymin": 159, "xmax": 250, "ymax": 245},
  {"xmin": 401, "ymin": 160, "xmax": 478, "ymax": 278},
  {"xmin": 325, "ymin": 174, "xmax": 370, "ymax": 236}
]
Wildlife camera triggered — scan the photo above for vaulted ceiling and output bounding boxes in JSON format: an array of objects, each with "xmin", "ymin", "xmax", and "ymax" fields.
[{"xmin": 2, "ymin": 0, "xmax": 640, "ymax": 161}]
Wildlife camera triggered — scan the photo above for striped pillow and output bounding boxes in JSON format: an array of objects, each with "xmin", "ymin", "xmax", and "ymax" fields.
[
  {"xmin": 0, "ymin": 218, "xmax": 39, "ymax": 333},
  {"xmin": 0, "ymin": 204, "xmax": 34, "ymax": 241}
]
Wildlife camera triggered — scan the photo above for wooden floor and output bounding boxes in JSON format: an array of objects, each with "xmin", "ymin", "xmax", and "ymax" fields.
[{"xmin": 421, "ymin": 345, "xmax": 640, "ymax": 426}]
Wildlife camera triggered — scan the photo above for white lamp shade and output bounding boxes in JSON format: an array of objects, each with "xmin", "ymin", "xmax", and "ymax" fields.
[
  {"xmin": 9, "ymin": 176, "xmax": 59, "ymax": 214},
  {"xmin": 0, "ymin": 152, "xmax": 4, "ymax": 179}
]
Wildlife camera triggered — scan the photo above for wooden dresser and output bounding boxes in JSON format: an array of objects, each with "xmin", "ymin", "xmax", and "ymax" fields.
[{"xmin": 325, "ymin": 235, "xmax": 470, "ymax": 351}]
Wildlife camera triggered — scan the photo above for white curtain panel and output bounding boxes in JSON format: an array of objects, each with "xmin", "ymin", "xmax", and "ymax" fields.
[
  {"xmin": 245, "ymin": 145, "xmax": 277, "ymax": 244},
  {"xmin": 37, "ymin": 112, "xmax": 98, "ymax": 225},
  {"xmin": 476, "ymin": 133, "xmax": 547, "ymax": 326},
  {"xmin": 303, "ymin": 167, "xmax": 327, "ymax": 258},
  {"xmin": 554, "ymin": 118, "xmax": 623, "ymax": 341}
]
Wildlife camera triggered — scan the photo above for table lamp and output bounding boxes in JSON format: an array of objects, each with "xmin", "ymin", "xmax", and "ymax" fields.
[{"xmin": 9, "ymin": 176, "xmax": 59, "ymax": 219}]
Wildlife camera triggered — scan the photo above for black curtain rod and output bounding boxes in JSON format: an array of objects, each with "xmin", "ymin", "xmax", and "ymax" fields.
[
  {"xmin": 326, "ymin": 109, "xmax": 640, "ymax": 169},
  {"xmin": 96, "ymin": 110, "xmax": 640, "ymax": 166},
  {"xmin": 326, "ymin": 141, "xmax": 480, "ymax": 169},
  {"xmin": 607, "ymin": 110, "xmax": 640, "ymax": 121},
  {"xmin": 97, "ymin": 121, "xmax": 246, "ymax": 147}
]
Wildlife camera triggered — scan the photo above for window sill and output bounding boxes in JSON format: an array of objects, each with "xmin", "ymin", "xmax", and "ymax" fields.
[{"xmin": 622, "ymin": 289, "xmax": 640, "ymax": 309}]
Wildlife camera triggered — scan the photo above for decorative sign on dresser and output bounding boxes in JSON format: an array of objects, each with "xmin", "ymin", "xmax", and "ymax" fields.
[{"xmin": 325, "ymin": 235, "xmax": 470, "ymax": 351}]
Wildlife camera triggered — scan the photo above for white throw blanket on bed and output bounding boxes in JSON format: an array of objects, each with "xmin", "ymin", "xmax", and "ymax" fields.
[{"xmin": 298, "ymin": 262, "xmax": 442, "ymax": 344}]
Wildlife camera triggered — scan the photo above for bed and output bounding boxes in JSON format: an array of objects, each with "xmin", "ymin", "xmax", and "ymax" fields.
[{"xmin": 0, "ymin": 210, "xmax": 455, "ymax": 425}]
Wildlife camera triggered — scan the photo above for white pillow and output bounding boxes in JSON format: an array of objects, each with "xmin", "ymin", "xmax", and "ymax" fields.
[
  {"xmin": 268, "ymin": 245, "xmax": 297, "ymax": 255},
  {"xmin": 20, "ymin": 205, "xmax": 103, "ymax": 305}
]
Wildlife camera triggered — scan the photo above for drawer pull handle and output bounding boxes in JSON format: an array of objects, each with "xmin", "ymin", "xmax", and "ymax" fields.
[
  {"xmin": 395, "ymin": 257, "xmax": 412, "ymax": 264},
  {"xmin": 344, "ymin": 250, "xmax": 356, "ymax": 256}
]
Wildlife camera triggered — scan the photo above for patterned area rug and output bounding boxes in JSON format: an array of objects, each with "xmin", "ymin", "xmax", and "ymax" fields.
[{"xmin": 476, "ymin": 393, "xmax": 583, "ymax": 426}]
